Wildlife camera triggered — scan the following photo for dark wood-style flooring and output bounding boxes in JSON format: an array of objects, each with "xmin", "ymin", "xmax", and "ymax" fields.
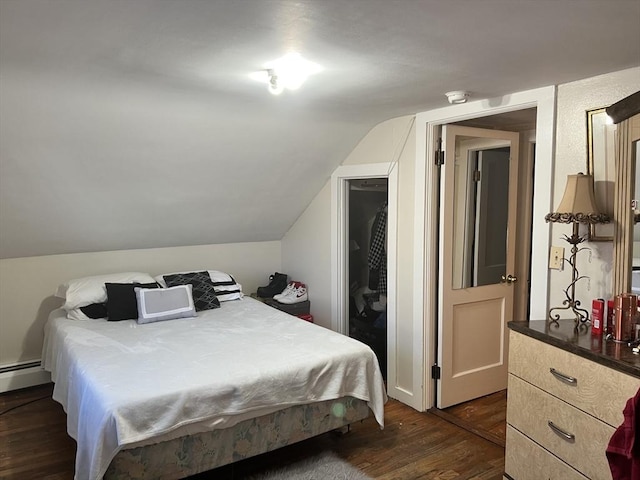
[
  {"xmin": 433, "ymin": 389, "xmax": 507, "ymax": 448},
  {"xmin": 0, "ymin": 384, "xmax": 506, "ymax": 480}
]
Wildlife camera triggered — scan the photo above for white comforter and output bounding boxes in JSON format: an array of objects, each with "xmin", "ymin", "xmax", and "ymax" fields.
[{"xmin": 42, "ymin": 297, "xmax": 387, "ymax": 480}]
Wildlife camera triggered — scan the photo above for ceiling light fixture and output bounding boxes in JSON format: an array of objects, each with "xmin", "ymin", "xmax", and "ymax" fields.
[
  {"xmin": 250, "ymin": 53, "xmax": 322, "ymax": 95},
  {"xmin": 445, "ymin": 90, "xmax": 470, "ymax": 104},
  {"xmin": 266, "ymin": 69, "xmax": 284, "ymax": 95}
]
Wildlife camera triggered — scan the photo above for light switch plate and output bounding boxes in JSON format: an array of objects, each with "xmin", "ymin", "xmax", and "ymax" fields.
[{"xmin": 549, "ymin": 246, "xmax": 564, "ymax": 270}]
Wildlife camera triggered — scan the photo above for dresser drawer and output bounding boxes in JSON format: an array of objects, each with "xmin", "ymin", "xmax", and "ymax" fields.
[
  {"xmin": 508, "ymin": 330, "xmax": 639, "ymax": 427},
  {"xmin": 507, "ymin": 375, "xmax": 614, "ymax": 480},
  {"xmin": 505, "ymin": 425, "xmax": 588, "ymax": 480}
]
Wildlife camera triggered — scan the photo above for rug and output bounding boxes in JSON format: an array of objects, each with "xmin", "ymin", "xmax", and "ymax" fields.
[{"xmin": 245, "ymin": 452, "xmax": 373, "ymax": 480}]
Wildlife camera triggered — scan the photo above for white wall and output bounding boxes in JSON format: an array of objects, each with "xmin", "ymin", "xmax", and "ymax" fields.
[
  {"xmin": 0, "ymin": 241, "xmax": 280, "ymax": 372},
  {"xmin": 282, "ymin": 116, "xmax": 415, "ymax": 327},
  {"xmin": 550, "ymin": 67, "xmax": 640, "ymax": 308},
  {"xmin": 280, "ymin": 183, "xmax": 333, "ymax": 329},
  {"xmin": 282, "ymin": 115, "xmax": 417, "ymax": 401}
]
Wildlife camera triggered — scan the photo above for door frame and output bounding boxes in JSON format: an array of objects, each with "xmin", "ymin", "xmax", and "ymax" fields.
[
  {"xmin": 414, "ymin": 86, "xmax": 556, "ymax": 411},
  {"xmin": 331, "ymin": 162, "xmax": 399, "ymax": 396}
]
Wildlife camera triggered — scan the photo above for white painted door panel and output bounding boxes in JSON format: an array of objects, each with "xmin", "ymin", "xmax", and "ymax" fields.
[{"xmin": 438, "ymin": 125, "xmax": 520, "ymax": 408}]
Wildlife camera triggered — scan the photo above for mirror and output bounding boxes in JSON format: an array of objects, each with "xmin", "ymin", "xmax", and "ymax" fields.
[
  {"xmin": 586, "ymin": 108, "xmax": 616, "ymax": 241},
  {"xmin": 452, "ymin": 137, "xmax": 511, "ymax": 289}
]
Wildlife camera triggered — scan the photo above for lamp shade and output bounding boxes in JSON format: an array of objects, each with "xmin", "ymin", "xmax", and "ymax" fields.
[{"xmin": 545, "ymin": 173, "xmax": 610, "ymax": 224}]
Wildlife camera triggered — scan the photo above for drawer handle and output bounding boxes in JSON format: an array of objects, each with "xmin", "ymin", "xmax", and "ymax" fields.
[
  {"xmin": 548, "ymin": 421, "xmax": 575, "ymax": 442},
  {"xmin": 549, "ymin": 368, "xmax": 577, "ymax": 385}
]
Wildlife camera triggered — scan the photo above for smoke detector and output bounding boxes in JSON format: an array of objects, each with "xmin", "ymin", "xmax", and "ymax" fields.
[{"xmin": 445, "ymin": 91, "xmax": 470, "ymax": 104}]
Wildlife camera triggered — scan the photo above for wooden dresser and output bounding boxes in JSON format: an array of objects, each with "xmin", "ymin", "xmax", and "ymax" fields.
[{"xmin": 504, "ymin": 320, "xmax": 640, "ymax": 480}]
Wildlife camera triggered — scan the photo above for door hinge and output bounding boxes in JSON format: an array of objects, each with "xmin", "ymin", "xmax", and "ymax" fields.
[
  {"xmin": 434, "ymin": 138, "xmax": 444, "ymax": 166},
  {"xmin": 431, "ymin": 364, "xmax": 441, "ymax": 379},
  {"xmin": 473, "ymin": 169, "xmax": 481, "ymax": 182}
]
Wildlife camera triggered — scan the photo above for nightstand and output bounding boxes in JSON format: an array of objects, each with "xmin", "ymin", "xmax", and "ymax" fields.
[{"xmin": 251, "ymin": 293, "xmax": 311, "ymax": 319}]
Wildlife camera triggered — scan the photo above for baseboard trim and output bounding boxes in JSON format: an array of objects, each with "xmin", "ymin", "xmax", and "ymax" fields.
[{"xmin": 0, "ymin": 365, "xmax": 51, "ymax": 393}]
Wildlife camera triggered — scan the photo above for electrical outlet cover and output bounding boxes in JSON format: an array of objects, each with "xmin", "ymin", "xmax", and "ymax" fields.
[{"xmin": 549, "ymin": 246, "xmax": 564, "ymax": 270}]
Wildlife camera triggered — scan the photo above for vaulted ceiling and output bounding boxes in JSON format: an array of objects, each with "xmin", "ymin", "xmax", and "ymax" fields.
[{"xmin": 1, "ymin": 0, "xmax": 638, "ymax": 259}]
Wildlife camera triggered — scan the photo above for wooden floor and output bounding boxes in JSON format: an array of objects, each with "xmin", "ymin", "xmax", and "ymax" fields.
[
  {"xmin": 435, "ymin": 390, "xmax": 507, "ymax": 447},
  {"xmin": 0, "ymin": 384, "xmax": 506, "ymax": 480}
]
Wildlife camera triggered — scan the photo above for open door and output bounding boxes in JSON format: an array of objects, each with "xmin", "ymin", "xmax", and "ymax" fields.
[{"xmin": 437, "ymin": 125, "xmax": 520, "ymax": 408}]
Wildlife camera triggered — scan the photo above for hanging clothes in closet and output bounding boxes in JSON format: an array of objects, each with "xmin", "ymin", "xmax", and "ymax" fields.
[
  {"xmin": 368, "ymin": 201, "xmax": 387, "ymax": 294},
  {"xmin": 349, "ymin": 192, "xmax": 388, "ymax": 380}
]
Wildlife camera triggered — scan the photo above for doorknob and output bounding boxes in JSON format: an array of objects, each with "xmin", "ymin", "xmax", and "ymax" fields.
[{"xmin": 500, "ymin": 274, "xmax": 518, "ymax": 284}]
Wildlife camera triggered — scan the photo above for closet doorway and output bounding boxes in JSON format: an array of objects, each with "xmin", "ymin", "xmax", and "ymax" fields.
[
  {"xmin": 331, "ymin": 162, "xmax": 397, "ymax": 396},
  {"xmin": 347, "ymin": 178, "xmax": 388, "ymax": 379}
]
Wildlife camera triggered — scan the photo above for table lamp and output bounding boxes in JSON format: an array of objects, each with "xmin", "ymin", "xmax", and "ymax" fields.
[{"xmin": 545, "ymin": 172, "xmax": 610, "ymax": 327}]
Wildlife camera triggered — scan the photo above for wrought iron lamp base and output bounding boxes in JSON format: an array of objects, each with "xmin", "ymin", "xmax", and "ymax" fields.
[{"xmin": 547, "ymin": 222, "xmax": 590, "ymax": 329}]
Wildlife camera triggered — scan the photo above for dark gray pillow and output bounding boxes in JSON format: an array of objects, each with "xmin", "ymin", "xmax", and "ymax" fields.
[
  {"xmin": 79, "ymin": 302, "xmax": 108, "ymax": 319},
  {"xmin": 105, "ymin": 282, "xmax": 159, "ymax": 321}
]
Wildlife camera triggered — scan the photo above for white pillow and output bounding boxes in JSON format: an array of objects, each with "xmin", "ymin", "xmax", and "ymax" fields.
[
  {"xmin": 136, "ymin": 285, "xmax": 197, "ymax": 324},
  {"xmin": 56, "ymin": 272, "xmax": 156, "ymax": 310},
  {"xmin": 208, "ymin": 270, "xmax": 243, "ymax": 301},
  {"xmin": 66, "ymin": 309, "xmax": 92, "ymax": 321},
  {"xmin": 154, "ymin": 270, "xmax": 243, "ymax": 301}
]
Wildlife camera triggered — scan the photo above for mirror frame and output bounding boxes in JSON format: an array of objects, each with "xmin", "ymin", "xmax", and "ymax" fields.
[
  {"xmin": 612, "ymin": 113, "xmax": 640, "ymax": 295},
  {"xmin": 586, "ymin": 107, "xmax": 615, "ymax": 241}
]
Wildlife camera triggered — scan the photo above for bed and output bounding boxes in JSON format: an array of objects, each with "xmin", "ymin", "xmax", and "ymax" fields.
[{"xmin": 42, "ymin": 286, "xmax": 387, "ymax": 480}]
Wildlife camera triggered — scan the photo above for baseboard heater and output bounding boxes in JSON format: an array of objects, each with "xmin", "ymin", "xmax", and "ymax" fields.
[
  {"xmin": 0, "ymin": 360, "xmax": 50, "ymax": 393},
  {"xmin": 0, "ymin": 360, "xmax": 42, "ymax": 374}
]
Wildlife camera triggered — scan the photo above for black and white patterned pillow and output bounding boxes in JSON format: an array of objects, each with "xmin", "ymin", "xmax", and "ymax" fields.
[{"xmin": 162, "ymin": 271, "xmax": 220, "ymax": 311}]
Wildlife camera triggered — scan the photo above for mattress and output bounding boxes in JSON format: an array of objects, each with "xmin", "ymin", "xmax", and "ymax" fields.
[{"xmin": 41, "ymin": 297, "xmax": 387, "ymax": 480}]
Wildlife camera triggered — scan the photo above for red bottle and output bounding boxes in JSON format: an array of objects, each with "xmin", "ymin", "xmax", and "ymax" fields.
[{"xmin": 591, "ymin": 298, "xmax": 604, "ymax": 335}]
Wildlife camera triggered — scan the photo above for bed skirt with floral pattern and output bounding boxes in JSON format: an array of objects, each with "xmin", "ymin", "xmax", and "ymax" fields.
[{"xmin": 104, "ymin": 396, "xmax": 370, "ymax": 479}]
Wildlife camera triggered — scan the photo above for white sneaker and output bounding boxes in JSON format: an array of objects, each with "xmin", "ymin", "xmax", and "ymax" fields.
[
  {"xmin": 273, "ymin": 281, "xmax": 298, "ymax": 301},
  {"xmin": 278, "ymin": 284, "xmax": 308, "ymax": 304}
]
